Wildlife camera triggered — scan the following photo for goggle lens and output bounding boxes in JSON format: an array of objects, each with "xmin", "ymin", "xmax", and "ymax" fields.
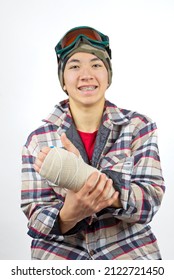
[
  {"xmin": 55, "ymin": 26, "xmax": 111, "ymax": 59},
  {"xmin": 61, "ymin": 28, "xmax": 103, "ymax": 48}
]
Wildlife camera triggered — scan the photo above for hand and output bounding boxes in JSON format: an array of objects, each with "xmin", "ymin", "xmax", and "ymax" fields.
[
  {"xmin": 59, "ymin": 172, "xmax": 120, "ymax": 233},
  {"xmin": 33, "ymin": 146, "xmax": 51, "ymax": 173},
  {"xmin": 60, "ymin": 132, "xmax": 80, "ymax": 157},
  {"xmin": 33, "ymin": 133, "xmax": 80, "ymax": 173}
]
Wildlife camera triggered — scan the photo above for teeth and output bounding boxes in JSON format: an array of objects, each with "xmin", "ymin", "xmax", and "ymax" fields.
[{"xmin": 79, "ymin": 86, "xmax": 96, "ymax": 91}]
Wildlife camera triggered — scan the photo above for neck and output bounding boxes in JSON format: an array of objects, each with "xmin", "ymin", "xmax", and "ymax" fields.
[{"xmin": 69, "ymin": 99, "xmax": 105, "ymax": 132}]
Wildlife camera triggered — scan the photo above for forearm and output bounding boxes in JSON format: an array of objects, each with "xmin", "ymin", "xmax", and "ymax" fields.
[{"xmin": 39, "ymin": 147, "xmax": 115, "ymax": 198}]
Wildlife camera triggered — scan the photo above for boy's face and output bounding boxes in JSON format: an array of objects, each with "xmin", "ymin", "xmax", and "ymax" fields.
[{"xmin": 63, "ymin": 52, "xmax": 108, "ymax": 108}]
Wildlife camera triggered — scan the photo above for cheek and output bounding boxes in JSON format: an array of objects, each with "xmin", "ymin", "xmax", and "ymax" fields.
[
  {"xmin": 99, "ymin": 70, "xmax": 109, "ymax": 86},
  {"xmin": 63, "ymin": 71, "xmax": 75, "ymax": 87}
]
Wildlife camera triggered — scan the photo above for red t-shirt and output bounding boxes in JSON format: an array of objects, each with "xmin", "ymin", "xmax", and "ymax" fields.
[{"xmin": 77, "ymin": 130, "xmax": 98, "ymax": 161}]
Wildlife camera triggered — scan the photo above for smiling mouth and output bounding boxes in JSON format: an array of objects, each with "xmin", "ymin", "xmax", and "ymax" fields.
[{"xmin": 78, "ymin": 86, "xmax": 97, "ymax": 92}]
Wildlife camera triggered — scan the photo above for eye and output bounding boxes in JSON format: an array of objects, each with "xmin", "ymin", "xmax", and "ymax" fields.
[
  {"xmin": 92, "ymin": 63, "xmax": 103, "ymax": 68},
  {"xmin": 69, "ymin": 64, "xmax": 80, "ymax": 69}
]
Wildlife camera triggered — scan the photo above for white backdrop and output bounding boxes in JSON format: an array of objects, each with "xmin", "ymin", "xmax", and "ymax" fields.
[{"xmin": 0, "ymin": 0, "xmax": 174, "ymax": 260}]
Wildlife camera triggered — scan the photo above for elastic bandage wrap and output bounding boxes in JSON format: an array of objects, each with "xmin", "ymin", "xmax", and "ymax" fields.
[{"xmin": 40, "ymin": 147, "xmax": 115, "ymax": 198}]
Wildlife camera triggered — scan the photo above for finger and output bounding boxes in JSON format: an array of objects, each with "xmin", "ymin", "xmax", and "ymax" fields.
[
  {"xmin": 34, "ymin": 158, "xmax": 43, "ymax": 171},
  {"xmin": 60, "ymin": 133, "xmax": 80, "ymax": 156},
  {"xmin": 34, "ymin": 149, "xmax": 50, "ymax": 173},
  {"xmin": 33, "ymin": 158, "xmax": 42, "ymax": 173},
  {"xmin": 97, "ymin": 178, "xmax": 113, "ymax": 200},
  {"xmin": 88, "ymin": 173, "xmax": 108, "ymax": 199},
  {"xmin": 41, "ymin": 147, "xmax": 52, "ymax": 155},
  {"xmin": 37, "ymin": 151, "xmax": 47, "ymax": 161},
  {"xmin": 95, "ymin": 191, "xmax": 119, "ymax": 212},
  {"xmin": 111, "ymin": 192, "xmax": 122, "ymax": 208},
  {"xmin": 79, "ymin": 171, "xmax": 100, "ymax": 195},
  {"xmin": 33, "ymin": 163, "xmax": 40, "ymax": 173}
]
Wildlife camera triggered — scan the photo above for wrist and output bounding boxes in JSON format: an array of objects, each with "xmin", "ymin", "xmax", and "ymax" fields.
[{"xmin": 59, "ymin": 210, "xmax": 77, "ymax": 234}]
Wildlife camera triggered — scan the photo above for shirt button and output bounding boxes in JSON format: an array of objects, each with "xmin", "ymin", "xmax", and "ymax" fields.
[{"xmin": 89, "ymin": 250, "xmax": 95, "ymax": 256}]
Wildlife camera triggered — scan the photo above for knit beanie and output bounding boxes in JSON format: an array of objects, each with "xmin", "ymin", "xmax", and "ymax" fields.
[{"xmin": 58, "ymin": 41, "xmax": 112, "ymax": 93}]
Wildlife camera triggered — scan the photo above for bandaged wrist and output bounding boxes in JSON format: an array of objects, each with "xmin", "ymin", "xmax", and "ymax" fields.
[{"xmin": 39, "ymin": 147, "xmax": 115, "ymax": 197}]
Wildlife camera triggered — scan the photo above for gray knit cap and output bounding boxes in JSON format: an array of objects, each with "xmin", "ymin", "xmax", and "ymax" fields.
[{"xmin": 58, "ymin": 41, "xmax": 112, "ymax": 93}]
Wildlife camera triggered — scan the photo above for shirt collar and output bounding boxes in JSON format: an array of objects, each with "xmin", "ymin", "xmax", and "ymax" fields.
[
  {"xmin": 42, "ymin": 99, "xmax": 72, "ymax": 128},
  {"xmin": 42, "ymin": 99, "xmax": 131, "ymax": 129},
  {"xmin": 103, "ymin": 100, "xmax": 131, "ymax": 128}
]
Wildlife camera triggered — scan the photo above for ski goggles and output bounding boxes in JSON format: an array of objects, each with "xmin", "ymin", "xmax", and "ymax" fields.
[{"xmin": 55, "ymin": 26, "xmax": 111, "ymax": 60}]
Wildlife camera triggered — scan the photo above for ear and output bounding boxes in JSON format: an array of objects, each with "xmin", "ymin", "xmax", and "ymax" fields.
[{"xmin": 63, "ymin": 85, "xmax": 66, "ymax": 91}]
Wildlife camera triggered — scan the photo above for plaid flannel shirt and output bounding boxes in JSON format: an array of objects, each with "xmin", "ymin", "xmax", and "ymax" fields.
[{"xmin": 21, "ymin": 99, "xmax": 165, "ymax": 260}]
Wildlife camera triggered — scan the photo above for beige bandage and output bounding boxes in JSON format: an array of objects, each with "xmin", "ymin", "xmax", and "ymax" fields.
[{"xmin": 40, "ymin": 147, "xmax": 115, "ymax": 198}]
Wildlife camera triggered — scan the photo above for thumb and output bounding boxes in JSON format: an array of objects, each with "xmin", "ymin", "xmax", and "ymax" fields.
[{"xmin": 60, "ymin": 133, "xmax": 80, "ymax": 156}]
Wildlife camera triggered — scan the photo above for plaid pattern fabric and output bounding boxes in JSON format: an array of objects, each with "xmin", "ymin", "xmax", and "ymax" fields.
[{"xmin": 21, "ymin": 99, "xmax": 165, "ymax": 260}]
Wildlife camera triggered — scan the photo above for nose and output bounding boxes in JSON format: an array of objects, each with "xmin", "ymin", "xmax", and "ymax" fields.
[{"xmin": 79, "ymin": 66, "xmax": 93, "ymax": 81}]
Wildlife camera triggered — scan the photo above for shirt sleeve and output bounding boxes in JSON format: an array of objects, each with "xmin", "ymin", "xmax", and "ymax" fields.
[
  {"xmin": 102, "ymin": 119, "xmax": 165, "ymax": 224},
  {"xmin": 21, "ymin": 134, "xmax": 66, "ymax": 241},
  {"xmin": 21, "ymin": 131, "xmax": 100, "ymax": 238}
]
